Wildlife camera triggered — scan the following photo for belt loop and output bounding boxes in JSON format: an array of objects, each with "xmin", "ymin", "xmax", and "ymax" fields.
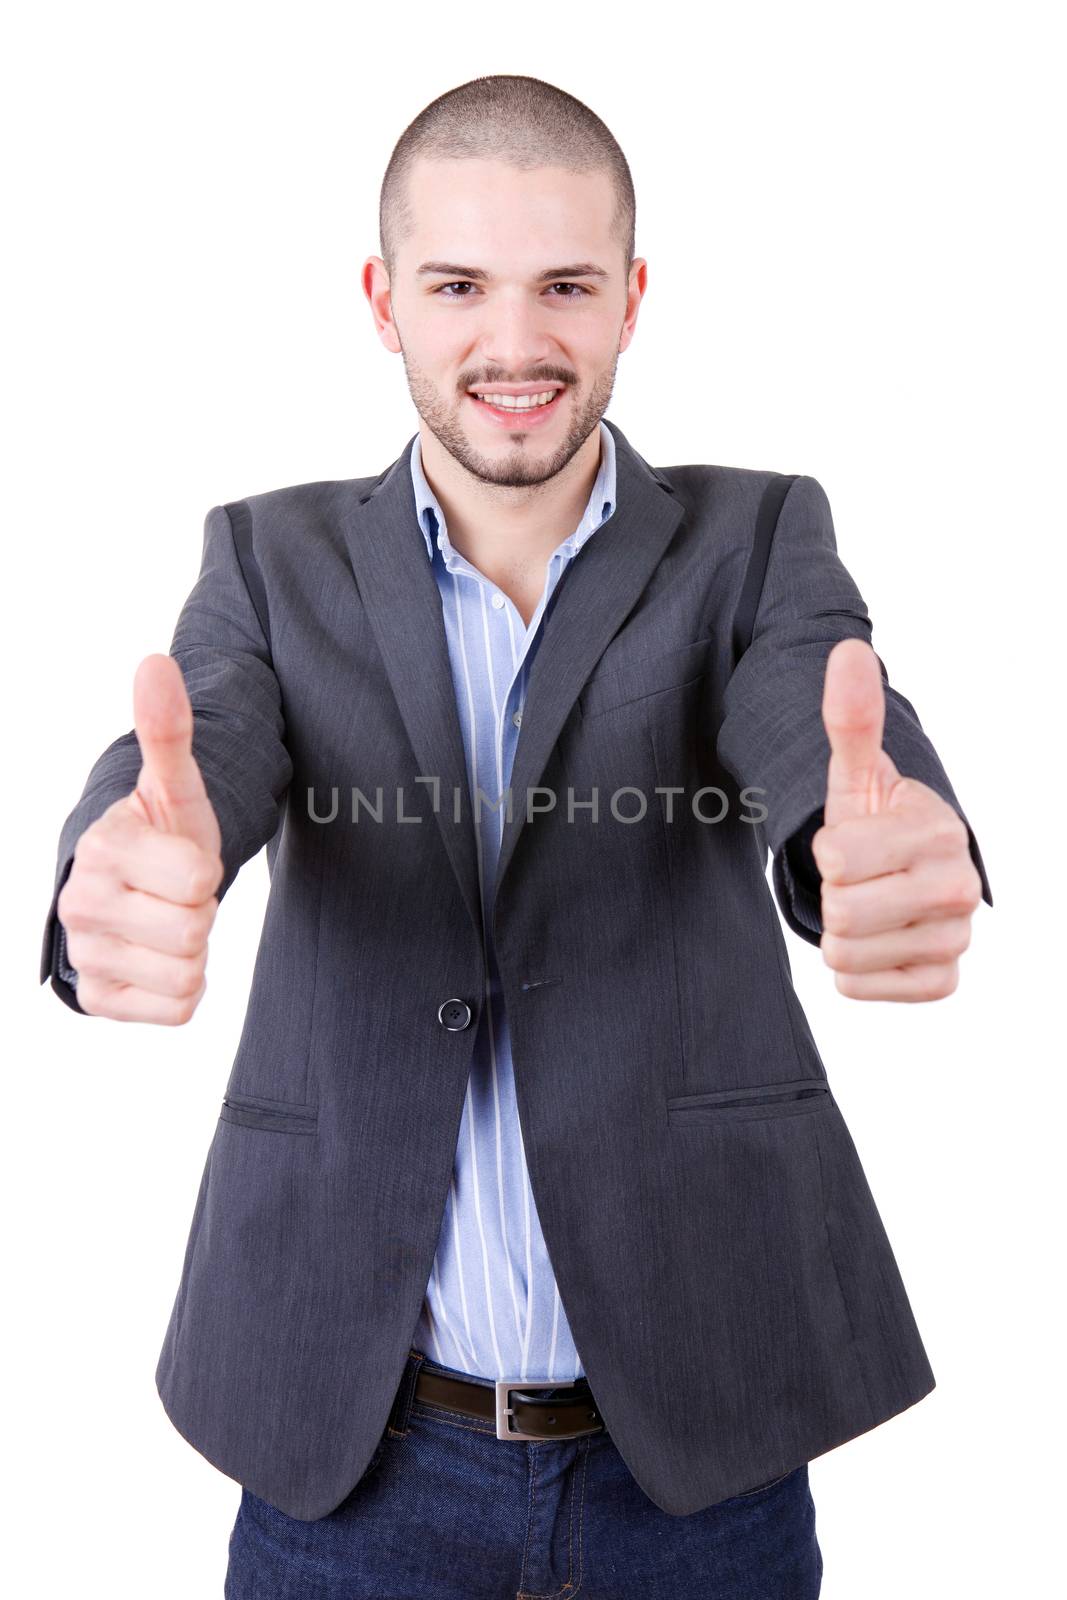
[{"xmin": 387, "ymin": 1347, "xmax": 426, "ymax": 1438}]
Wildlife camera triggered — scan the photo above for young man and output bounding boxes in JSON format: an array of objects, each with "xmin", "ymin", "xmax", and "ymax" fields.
[{"xmin": 42, "ymin": 74, "xmax": 991, "ymax": 1598}]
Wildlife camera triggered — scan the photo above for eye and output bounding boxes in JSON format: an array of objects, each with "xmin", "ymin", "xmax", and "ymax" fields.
[{"xmin": 433, "ymin": 282, "xmax": 591, "ymax": 300}]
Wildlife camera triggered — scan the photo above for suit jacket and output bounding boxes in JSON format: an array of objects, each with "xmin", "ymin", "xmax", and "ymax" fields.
[{"xmin": 40, "ymin": 419, "xmax": 993, "ymax": 1520}]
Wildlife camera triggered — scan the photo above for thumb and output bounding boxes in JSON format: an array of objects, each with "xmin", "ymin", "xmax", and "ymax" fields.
[
  {"xmin": 131, "ymin": 654, "xmax": 220, "ymax": 855},
  {"xmin": 822, "ymin": 639, "xmax": 898, "ymax": 827}
]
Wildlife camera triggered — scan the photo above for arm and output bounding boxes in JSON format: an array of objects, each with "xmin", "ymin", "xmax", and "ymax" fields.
[
  {"xmin": 717, "ymin": 475, "xmax": 992, "ymax": 948},
  {"xmin": 40, "ymin": 502, "xmax": 294, "ymax": 1011}
]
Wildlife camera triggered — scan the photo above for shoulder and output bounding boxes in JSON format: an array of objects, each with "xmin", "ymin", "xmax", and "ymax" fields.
[
  {"xmin": 210, "ymin": 476, "xmax": 383, "ymax": 564},
  {"xmin": 205, "ymin": 475, "xmax": 384, "ymax": 577},
  {"xmin": 652, "ymin": 462, "xmax": 829, "ymax": 526},
  {"xmin": 222, "ymin": 474, "xmax": 380, "ymax": 522}
]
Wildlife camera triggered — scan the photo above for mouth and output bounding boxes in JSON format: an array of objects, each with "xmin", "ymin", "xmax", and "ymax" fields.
[{"xmin": 465, "ymin": 388, "xmax": 566, "ymax": 432}]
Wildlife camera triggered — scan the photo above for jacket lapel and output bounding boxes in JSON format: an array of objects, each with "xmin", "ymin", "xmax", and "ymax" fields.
[{"xmin": 342, "ymin": 418, "xmax": 686, "ymax": 948}]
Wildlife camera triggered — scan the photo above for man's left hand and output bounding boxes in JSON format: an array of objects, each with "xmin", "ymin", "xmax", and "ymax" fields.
[{"xmin": 812, "ymin": 638, "xmax": 983, "ymax": 1001}]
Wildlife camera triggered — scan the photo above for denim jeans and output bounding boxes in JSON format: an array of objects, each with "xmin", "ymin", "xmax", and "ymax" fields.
[{"xmin": 225, "ymin": 1346, "xmax": 823, "ymax": 1598}]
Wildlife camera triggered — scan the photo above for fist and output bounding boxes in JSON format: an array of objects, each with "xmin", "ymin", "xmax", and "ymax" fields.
[
  {"xmin": 812, "ymin": 639, "xmax": 983, "ymax": 1002},
  {"xmin": 57, "ymin": 655, "xmax": 224, "ymax": 1023}
]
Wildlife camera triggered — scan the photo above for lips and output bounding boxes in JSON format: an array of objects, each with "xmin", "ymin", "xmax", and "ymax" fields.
[{"xmin": 466, "ymin": 389, "xmax": 566, "ymax": 431}]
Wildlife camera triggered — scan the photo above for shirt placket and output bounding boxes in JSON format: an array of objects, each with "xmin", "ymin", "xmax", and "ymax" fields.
[{"xmin": 443, "ymin": 539, "xmax": 571, "ymax": 861}]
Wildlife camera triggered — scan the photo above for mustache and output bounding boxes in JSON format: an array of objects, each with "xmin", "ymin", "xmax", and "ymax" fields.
[{"xmin": 462, "ymin": 377, "xmax": 575, "ymax": 390}]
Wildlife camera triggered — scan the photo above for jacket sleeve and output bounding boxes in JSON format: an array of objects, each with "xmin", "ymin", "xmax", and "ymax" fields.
[
  {"xmin": 40, "ymin": 502, "xmax": 294, "ymax": 1012},
  {"xmin": 716, "ymin": 474, "xmax": 993, "ymax": 947}
]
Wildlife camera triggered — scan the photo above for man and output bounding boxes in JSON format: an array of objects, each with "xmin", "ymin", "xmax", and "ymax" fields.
[{"xmin": 41, "ymin": 74, "xmax": 991, "ymax": 1598}]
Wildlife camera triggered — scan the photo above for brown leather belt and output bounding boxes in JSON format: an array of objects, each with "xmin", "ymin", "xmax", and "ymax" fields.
[{"xmin": 413, "ymin": 1366, "xmax": 605, "ymax": 1441}]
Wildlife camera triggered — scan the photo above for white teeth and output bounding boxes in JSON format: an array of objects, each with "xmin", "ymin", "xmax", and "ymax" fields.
[{"xmin": 471, "ymin": 390, "xmax": 558, "ymax": 410}]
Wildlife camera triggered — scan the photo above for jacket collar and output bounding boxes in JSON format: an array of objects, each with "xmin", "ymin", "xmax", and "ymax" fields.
[{"xmin": 342, "ymin": 418, "xmax": 685, "ymax": 945}]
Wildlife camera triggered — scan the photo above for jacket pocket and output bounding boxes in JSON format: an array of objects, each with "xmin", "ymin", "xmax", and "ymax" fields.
[
  {"xmin": 219, "ymin": 1091, "xmax": 319, "ymax": 1135},
  {"xmin": 579, "ymin": 636, "xmax": 714, "ymax": 720},
  {"xmin": 666, "ymin": 1077, "xmax": 831, "ymax": 1125}
]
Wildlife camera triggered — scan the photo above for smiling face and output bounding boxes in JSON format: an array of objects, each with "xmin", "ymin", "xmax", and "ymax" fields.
[{"xmin": 365, "ymin": 157, "xmax": 646, "ymax": 489}]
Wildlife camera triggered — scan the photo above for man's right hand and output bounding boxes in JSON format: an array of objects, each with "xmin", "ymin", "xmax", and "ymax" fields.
[{"xmin": 57, "ymin": 654, "xmax": 224, "ymax": 1023}]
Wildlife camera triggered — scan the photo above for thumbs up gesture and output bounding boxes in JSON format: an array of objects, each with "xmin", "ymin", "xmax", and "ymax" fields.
[
  {"xmin": 56, "ymin": 655, "xmax": 224, "ymax": 1023},
  {"xmin": 811, "ymin": 639, "xmax": 983, "ymax": 1001}
]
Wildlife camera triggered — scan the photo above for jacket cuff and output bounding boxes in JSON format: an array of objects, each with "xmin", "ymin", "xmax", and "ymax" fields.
[
  {"xmin": 41, "ymin": 855, "xmax": 87, "ymax": 1015},
  {"xmin": 775, "ymin": 809, "xmax": 825, "ymax": 946}
]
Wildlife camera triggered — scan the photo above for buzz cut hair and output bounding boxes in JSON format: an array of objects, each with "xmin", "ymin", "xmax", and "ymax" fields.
[{"xmin": 379, "ymin": 74, "xmax": 636, "ymax": 282}]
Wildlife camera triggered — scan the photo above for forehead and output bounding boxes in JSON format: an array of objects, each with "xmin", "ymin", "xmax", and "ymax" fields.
[{"xmin": 402, "ymin": 157, "xmax": 617, "ymax": 257}]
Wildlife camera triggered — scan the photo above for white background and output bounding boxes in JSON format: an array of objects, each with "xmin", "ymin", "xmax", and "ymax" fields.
[{"xmin": 6, "ymin": 1, "xmax": 1061, "ymax": 1594}]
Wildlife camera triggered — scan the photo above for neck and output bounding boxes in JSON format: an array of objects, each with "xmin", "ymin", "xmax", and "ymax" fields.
[{"xmin": 417, "ymin": 423, "xmax": 603, "ymax": 578}]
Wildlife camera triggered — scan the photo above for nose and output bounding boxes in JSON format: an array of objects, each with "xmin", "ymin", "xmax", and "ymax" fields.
[{"xmin": 480, "ymin": 291, "xmax": 558, "ymax": 380}]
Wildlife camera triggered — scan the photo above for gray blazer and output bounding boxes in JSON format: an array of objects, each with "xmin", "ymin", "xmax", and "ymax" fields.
[{"xmin": 40, "ymin": 420, "xmax": 992, "ymax": 1520}]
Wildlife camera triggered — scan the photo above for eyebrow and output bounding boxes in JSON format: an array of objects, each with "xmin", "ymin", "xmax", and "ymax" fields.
[{"xmin": 415, "ymin": 261, "xmax": 610, "ymax": 283}]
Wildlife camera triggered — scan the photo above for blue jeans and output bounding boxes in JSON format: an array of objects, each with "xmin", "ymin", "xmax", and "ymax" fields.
[{"xmin": 225, "ymin": 1346, "xmax": 823, "ymax": 1598}]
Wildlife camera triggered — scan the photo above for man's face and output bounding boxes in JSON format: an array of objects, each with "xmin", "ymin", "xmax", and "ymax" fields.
[{"xmin": 367, "ymin": 157, "xmax": 645, "ymax": 489}]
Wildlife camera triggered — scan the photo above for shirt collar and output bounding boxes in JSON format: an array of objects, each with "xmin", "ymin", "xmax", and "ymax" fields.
[{"xmin": 409, "ymin": 419, "xmax": 616, "ymax": 567}]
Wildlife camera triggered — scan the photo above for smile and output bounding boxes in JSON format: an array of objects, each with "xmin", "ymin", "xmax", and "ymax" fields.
[{"xmin": 465, "ymin": 389, "xmax": 566, "ymax": 431}]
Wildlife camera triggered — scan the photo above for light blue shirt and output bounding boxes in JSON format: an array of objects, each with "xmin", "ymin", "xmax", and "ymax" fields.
[{"xmin": 409, "ymin": 421, "xmax": 617, "ymax": 1382}]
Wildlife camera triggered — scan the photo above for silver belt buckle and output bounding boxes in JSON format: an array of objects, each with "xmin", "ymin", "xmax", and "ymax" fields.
[{"xmin": 494, "ymin": 1377, "xmax": 584, "ymax": 1441}]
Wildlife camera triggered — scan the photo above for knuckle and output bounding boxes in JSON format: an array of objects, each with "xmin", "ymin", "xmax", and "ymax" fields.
[
  {"xmin": 76, "ymin": 826, "xmax": 112, "ymax": 871},
  {"xmin": 158, "ymin": 998, "xmax": 188, "ymax": 1026},
  {"xmin": 169, "ymin": 983, "xmax": 205, "ymax": 1024},
  {"xmin": 185, "ymin": 853, "xmax": 217, "ymax": 902},
  {"xmin": 176, "ymin": 910, "xmax": 211, "ymax": 957},
  {"xmin": 894, "ymin": 776, "xmax": 925, "ymax": 805},
  {"xmin": 175, "ymin": 957, "xmax": 207, "ymax": 998},
  {"xmin": 931, "ymin": 813, "xmax": 968, "ymax": 852},
  {"xmin": 926, "ymin": 922, "xmax": 963, "ymax": 961},
  {"xmin": 820, "ymin": 932, "xmax": 852, "ymax": 971},
  {"xmin": 811, "ymin": 827, "xmax": 830, "ymax": 855},
  {"xmin": 945, "ymin": 919, "xmax": 972, "ymax": 958},
  {"xmin": 69, "ymin": 943, "xmax": 104, "ymax": 978},
  {"xmin": 74, "ymin": 976, "xmax": 107, "ymax": 1017},
  {"xmin": 57, "ymin": 881, "xmax": 96, "ymax": 932},
  {"xmin": 834, "ymin": 971, "xmax": 863, "ymax": 1000},
  {"xmin": 177, "ymin": 920, "xmax": 203, "ymax": 958},
  {"xmin": 812, "ymin": 845, "xmax": 841, "ymax": 880},
  {"xmin": 56, "ymin": 883, "xmax": 79, "ymax": 927},
  {"xmin": 931, "ymin": 872, "xmax": 980, "ymax": 915},
  {"xmin": 820, "ymin": 888, "xmax": 849, "ymax": 935},
  {"xmin": 922, "ymin": 963, "xmax": 959, "ymax": 1000},
  {"xmin": 953, "ymin": 870, "xmax": 982, "ymax": 911}
]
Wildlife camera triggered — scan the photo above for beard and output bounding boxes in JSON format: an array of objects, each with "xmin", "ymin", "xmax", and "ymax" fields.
[{"xmin": 398, "ymin": 346, "xmax": 619, "ymax": 491}]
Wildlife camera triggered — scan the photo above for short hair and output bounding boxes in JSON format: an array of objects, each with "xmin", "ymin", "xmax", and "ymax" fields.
[{"xmin": 379, "ymin": 75, "xmax": 635, "ymax": 281}]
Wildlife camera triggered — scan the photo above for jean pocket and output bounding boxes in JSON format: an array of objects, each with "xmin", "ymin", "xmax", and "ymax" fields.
[{"xmin": 722, "ymin": 1465, "xmax": 799, "ymax": 1503}]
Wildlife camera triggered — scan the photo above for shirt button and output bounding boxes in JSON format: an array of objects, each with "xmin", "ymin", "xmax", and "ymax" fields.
[
  {"xmin": 512, "ymin": 710, "xmax": 523, "ymax": 727},
  {"xmin": 492, "ymin": 593, "xmax": 505, "ymax": 609}
]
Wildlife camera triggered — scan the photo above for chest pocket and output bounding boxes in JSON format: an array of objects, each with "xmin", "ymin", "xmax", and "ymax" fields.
[{"xmin": 578, "ymin": 636, "xmax": 714, "ymax": 720}]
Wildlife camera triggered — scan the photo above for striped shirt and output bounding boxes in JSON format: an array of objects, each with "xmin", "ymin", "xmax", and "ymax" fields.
[{"xmin": 409, "ymin": 421, "xmax": 617, "ymax": 1382}]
